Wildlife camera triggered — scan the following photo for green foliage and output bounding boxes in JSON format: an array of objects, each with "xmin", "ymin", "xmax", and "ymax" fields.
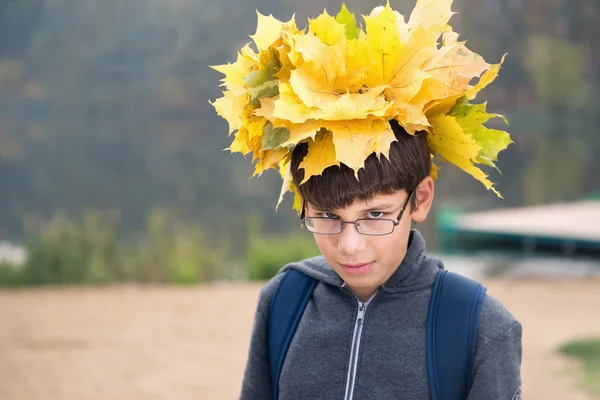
[
  {"xmin": 0, "ymin": 209, "xmax": 224, "ymax": 287},
  {"xmin": 21, "ymin": 211, "xmax": 121, "ymax": 285},
  {"xmin": 559, "ymin": 338, "xmax": 600, "ymax": 397},
  {"xmin": 246, "ymin": 233, "xmax": 320, "ymax": 281},
  {"xmin": 0, "ymin": 264, "xmax": 25, "ymax": 288},
  {"xmin": 524, "ymin": 35, "xmax": 590, "ymax": 110},
  {"xmin": 126, "ymin": 210, "xmax": 222, "ymax": 285}
]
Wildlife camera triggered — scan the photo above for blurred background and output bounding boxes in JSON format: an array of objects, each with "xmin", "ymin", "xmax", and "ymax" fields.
[{"xmin": 0, "ymin": 0, "xmax": 599, "ymax": 399}]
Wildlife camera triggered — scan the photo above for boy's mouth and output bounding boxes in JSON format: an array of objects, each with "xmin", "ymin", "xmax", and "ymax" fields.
[{"xmin": 339, "ymin": 262, "xmax": 375, "ymax": 275}]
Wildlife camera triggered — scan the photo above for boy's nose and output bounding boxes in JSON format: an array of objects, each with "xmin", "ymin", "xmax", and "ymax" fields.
[{"xmin": 337, "ymin": 223, "xmax": 366, "ymax": 255}]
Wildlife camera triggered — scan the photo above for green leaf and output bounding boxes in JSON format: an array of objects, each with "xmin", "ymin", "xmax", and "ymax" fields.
[
  {"xmin": 449, "ymin": 96, "xmax": 513, "ymax": 168},
  {"xmin": 248, "ymin": 80, "xmax": 279, "ymax": 102},
  {"xmin": 335, "ymin": 4, "xmax": 360, "ymax": 40},
  {"xmin": 244, "ymin": 61, "xmax": 278, "ymax": 88},
  {"xmin": 261, "ymin": 122, "xmax": 290, "ymax": 150}
]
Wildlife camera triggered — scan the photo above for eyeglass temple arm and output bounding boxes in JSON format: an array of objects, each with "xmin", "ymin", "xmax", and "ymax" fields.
[{"xmin": 395, "ymin": 188, "xmax": 416, "ymax": 221}]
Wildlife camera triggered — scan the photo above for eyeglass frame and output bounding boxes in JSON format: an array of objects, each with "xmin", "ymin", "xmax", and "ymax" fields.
[{"xmin": 299, "ymin": 188, "xmax": 416, "ymax": 236}]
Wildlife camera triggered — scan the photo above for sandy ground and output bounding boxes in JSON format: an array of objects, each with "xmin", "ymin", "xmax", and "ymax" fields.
[{"xmin": 0, "ymin": 279, "xmax": 599, "ymax": 400}]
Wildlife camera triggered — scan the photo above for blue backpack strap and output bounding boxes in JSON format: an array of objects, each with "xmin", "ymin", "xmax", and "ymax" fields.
[
  {"xmin": 427, "ymin": 270, "xmax": 487, "ymax": 400},
  {"xmin": 267, "ymin": 269, "xmax": 318, "ymax": 400}
]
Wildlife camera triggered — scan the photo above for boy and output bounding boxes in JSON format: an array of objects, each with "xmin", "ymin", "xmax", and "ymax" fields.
[
  {"xmin": 239, "ymin": 122, "xmax": 522, "ymax": 400},
  {"xmin": 210, "ymin": 1, "xmax": 522, "ymax": 398}
]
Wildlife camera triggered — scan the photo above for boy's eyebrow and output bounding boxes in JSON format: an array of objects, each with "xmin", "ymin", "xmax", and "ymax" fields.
[
  {"xmin": 310, "ymin": 203, "xmax": 397, "ymax": 213},
  {"xmin": 360, "ymin": 203, "xmax": 396, "ymax": 212}
]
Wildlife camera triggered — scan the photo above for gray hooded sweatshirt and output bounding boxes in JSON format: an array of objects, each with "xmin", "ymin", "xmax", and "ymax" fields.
[{"xmin": 240, "ymin": 230, "xmax": 523, "ymax": 400}]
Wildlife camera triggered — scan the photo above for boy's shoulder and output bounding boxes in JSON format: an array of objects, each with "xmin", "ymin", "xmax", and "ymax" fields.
[
  {"xmin": 476, "ymin": 291, "xmax": 522, "ymax": 359},
  {"xmin": 256, "ymin": 255, "xmax": 333, "ymax": 308}
]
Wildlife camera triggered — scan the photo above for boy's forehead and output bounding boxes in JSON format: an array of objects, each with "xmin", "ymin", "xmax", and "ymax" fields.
[{"xmin": 309, "ymin": 190, "xmax": 407, "ymax": 211}]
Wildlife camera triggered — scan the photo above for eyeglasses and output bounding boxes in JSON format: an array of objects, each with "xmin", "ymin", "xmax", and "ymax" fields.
[{"xmin": 300, "ymin": 189, "xmax": 415, "ymax": 236}]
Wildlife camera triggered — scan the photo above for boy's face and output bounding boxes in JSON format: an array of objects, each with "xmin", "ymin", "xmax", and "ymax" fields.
[{"xmin": 306, "ymin": 183, "xmax": 432, "ymax": 301}]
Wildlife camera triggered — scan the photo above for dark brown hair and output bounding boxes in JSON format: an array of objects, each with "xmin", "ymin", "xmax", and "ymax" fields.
[{"xmin": 291, "ymin": 120, "xmax": 431, "ymax": 211}]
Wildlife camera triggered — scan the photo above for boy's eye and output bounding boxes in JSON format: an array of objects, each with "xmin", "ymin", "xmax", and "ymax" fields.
[
  {"xmin": 322, "ymin": 212, "xmax": 338, "ymax": 219},
  {"xmin": 367, "ymin": 211, "xmax": 384, "ymax": 219}
]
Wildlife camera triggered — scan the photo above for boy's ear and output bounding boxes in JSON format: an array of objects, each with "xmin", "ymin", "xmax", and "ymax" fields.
[{"xmin": 411, "ymin": 176, "xmax": 434, "ymax": 224}]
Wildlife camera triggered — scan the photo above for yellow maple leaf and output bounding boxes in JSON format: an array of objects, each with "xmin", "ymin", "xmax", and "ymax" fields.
[
  {"xmin": 370, "ymin": 119, "xmax": 397, "ymax": 160},
  {"xmin": 364, "ymin": 5, "xmax": 432, "ymax": 128},
  {"xmin": 274, "ymin": 82, "xmax": 389, "ymax": 124},
  {"xmin": 308, "ymin": 9, "xmax": 346, "ymax": 46},
  {"xmin": 210, "ymin": 91, "xmax": 248, "ymax": 135},
  {"xmin": 242, "ymin": 105, "xmax": 267, "ymax": 137},
  {"xmin": 210, "ymin": 45, "xmax": 257, "ymax": 96},
  {"xmin": 425, "ymin": 54, "xmax": 506, "ymax": 117},
  {"xmin": 274, "ymin": 33, "xmax": 303, "ymax": 82},
  {"xmin": 253, "ymin": 147, "xmax": 288, "ymax": 177},
  {"xmin": 277, "ymin": 158, "xmax": 293, "ymax": 209},
  {"xmin": 250, "ymin": 12, "xmax": 297, "ymax": 52},
  {"xmin": 228, "ymin": 127, "xmax": 252, "ymax": 155},
  {"xmin": 369, "ymin": 5, "xmax": 410, "ymax": 42},
  {"xmin": 277, "ymin": 157, "xmax": 304, "ymax": 214},
  {"xmin": 430, "ymin": 156, "xmax": 440, "ymax": 180},
  {"xmin": 329, "ymin": 118, "xmax": 393, "ymax": 177},
  {"xmin": 466, "ymin": 54, "xmax": 507, "ymax": 100},
  {"xmin": 280, "ymin": 120, "xmax": 330, "ymax": 148},
  {"xmin": 299, "ymin": 130, "xmax": 339, "ymax": 183},
  {"xmin": 211, "ymin": 2, "xmax": 511, "ymax": 211},
  {"xmin": 406, "ymin": 0, "xmax": 454, "ymax": 40},
  {"xmin": 271, "ymin": 82, "xmax": 320, "ymax": 124},
  {"xmin": 417, "ymin": 34, "xmax": 488, "ymax": 100},
  {"xmin": 254, "ymin": 97, "xmax": 324, "ymax": 147},
  {"xmin": 269, "ymin": 117, "xmax": 395, "ymax": 181},
  {"xmin": 290, "ymin": 183, "xmax": 303, "ymax": 214},
  {"xmin": 289, "ymin": 32, "xmax": 371, "ymax": 104}
]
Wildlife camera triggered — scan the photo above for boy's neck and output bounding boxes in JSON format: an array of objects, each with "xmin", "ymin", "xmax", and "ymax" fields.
[{"xmin": 352, "ymin": 287, "xmax": 378, "ymax": 302}]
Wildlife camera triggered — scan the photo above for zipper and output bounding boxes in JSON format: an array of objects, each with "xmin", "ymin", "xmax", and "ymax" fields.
[{"xmin": 342, "ymin": 285, "xmax": 378, "ymax": 400}]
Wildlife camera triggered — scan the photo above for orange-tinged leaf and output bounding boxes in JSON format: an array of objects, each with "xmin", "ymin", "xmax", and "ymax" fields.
[
  {"xmin": 421, "ymin": 40, "xmax": 488, "ymax": 98},
  {"xmin": 425, "ymin": 54, "xmax": 506, "ymax": 117},
  {"xmin": 467, "ymin": 53, "xmax": 507, "ymax": 100}
]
